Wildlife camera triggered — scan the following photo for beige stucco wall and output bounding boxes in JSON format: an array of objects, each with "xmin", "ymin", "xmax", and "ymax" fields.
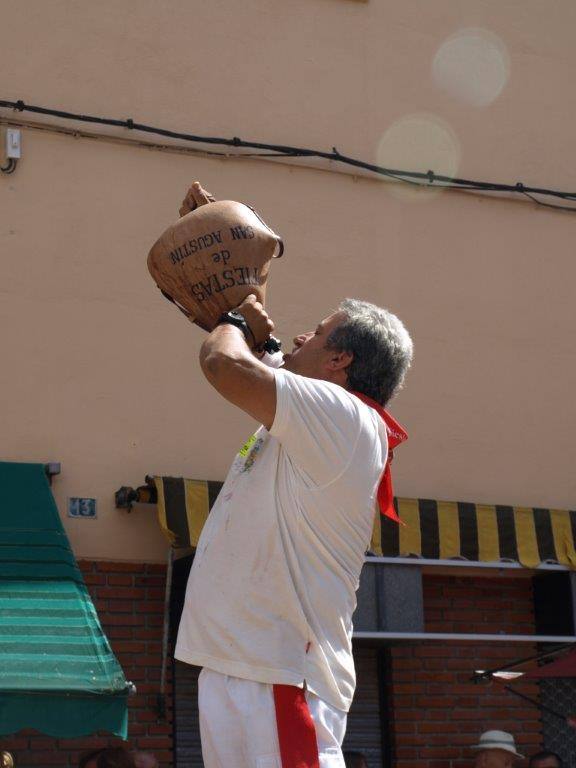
[{"xmin": 1, "ymin": 1, "xmax": 575, "ymax": 562}]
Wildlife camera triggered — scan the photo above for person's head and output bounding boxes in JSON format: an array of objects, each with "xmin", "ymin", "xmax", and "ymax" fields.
[
  {"xmin": 343, "ymin": 750, "xmax": 368, "ymax": 768},
  {"xmin": 472, "ymin": 732, "xmax": 524, "ymax": 768},
  {"xmin": 133, "ymin": 753, "xmax": 159, "ymax": 768},
  {"xmin": 78, "ymin": 747, "xmax": 135, "ymax": 768},
  {"xmin": 529, "ymin": 752, "xmax": 562, "ymax": 768},
  {"xmin": 282, "ymin": 299, "xmax": 413, "ymax": 406}
]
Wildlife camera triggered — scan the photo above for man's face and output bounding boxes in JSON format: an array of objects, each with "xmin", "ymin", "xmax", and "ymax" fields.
[
  {"xmin": 476, "ymin": 750, "xmax": 514, "ymax": 768},
  {"xmin": 282, "ymin": 311, "xmax": 347, "ymax": 379}
]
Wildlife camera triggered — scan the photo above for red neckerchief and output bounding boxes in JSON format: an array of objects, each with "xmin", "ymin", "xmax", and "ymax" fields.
[{"xmin": 351, "ymin": 391, "xmax": 408, "ymax": 525}]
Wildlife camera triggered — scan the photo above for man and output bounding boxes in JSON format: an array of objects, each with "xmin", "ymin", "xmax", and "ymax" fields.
[
  {"xmin": 529, "ymin": 752, "xmax": 562, "ymax": 768},
  {"xmin": 174, "ymin": 183, "xmax": 413, "ymax": 768},
  {"xmin": 472, "ymin": 731, "xmax": 524, "ymax": 768}
]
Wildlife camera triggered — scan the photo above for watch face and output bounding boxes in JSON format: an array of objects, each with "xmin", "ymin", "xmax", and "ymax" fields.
[{"xmin": 228, "ymin": 311, "xmax": 244, "ymax": 321}]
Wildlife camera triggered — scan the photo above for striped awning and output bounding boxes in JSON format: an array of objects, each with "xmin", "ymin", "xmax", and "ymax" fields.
[
  {"xmin": 0, "ymin": 462, "xmax": 131, "ymax": 739},
  {"xmin": 153, "ymin": 476, "xmax": 221, "ymax": 548},
  {"xmin": 148, "ymin": 477, "xmax": 576, "ymax": 569},
  {"xmin": 375, "ymin": 499, "xmax": 576, "ymax": 568}
]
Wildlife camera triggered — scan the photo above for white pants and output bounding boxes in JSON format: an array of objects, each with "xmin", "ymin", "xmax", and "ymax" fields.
[{"xmin": 198, "ymin": 668, "xmax": 347, "ymax": 768}]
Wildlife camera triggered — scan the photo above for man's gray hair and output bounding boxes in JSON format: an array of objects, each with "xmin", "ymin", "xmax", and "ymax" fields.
[{"xmin": 326, "ymin": 298, "xmax": 413, "ymax": 406}]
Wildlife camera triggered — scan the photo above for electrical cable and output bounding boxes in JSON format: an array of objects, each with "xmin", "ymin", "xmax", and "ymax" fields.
[
  {"xmin": 0, "ymin": 158, "xmax": 17, "ymax": 174},
  {"xmin": 1, "ymin": 98, "xmax": 576, "ymax": 211}
]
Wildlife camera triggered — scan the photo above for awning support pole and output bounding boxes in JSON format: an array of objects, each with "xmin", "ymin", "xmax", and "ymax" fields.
[
  {"xmin": 472, "ymin": 642, "xmax": 575, "ymax": 682},
  {"xmin": 157, "ymin": 546, "xmax": 174, "ymax": 720}
]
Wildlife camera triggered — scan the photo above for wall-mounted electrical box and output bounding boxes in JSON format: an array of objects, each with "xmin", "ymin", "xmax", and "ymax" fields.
[{"xmin": 6, "ymin": 128, "xmax": 21, "ymax": 159}]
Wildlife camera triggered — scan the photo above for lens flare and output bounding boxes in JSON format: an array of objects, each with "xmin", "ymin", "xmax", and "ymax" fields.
[
  {"xmin": 376, "ymin": 113, "xmax": 460, "ymax": 201},
  {"xmin": 432, "ymin": 28, "xmax": 510, "ymax": 107}
]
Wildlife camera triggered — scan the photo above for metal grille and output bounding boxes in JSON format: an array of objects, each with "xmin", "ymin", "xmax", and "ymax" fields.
[
  {"xmin": 174, "ymin": 660, "xmax": 202, "ymax": 767},
  {"xmin": 540, "ymin": 678, "xmax": 576, "ymax": 766},
  {"xmin": 342, "ymin": 646, "xmax": 385, "ymax": 768}
]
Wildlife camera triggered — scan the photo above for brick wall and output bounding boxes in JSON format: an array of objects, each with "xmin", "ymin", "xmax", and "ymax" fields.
[
  {"xmin": 1, "ymin": 566, "xmax": 543, "ymax": 768},
  {"xmin": 1, "ymin": 561, "xmax": 173, "ymax": 768},
  {"xmin": 390, "ymin": 575, "xmax": 542, "ymax": 768}
]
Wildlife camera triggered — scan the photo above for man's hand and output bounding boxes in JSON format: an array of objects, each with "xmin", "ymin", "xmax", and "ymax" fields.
[
  {"xmin": 179, "ymin": 181, "xmax": 216, "ymax": 217},
  {"xmin": 237, "ymin": 294, "xmax": 275, "ymax": 350}
]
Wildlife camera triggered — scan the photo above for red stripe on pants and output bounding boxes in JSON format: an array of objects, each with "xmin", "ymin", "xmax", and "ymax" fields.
[{"xmin": 273, "ymin": 684, "xmax": 320, "ymax": 768}]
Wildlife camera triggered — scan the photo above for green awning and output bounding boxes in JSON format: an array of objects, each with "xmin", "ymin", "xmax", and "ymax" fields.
[{"xmin": 0, "ymin": 462, "xmax": 131, "ymax": 739}]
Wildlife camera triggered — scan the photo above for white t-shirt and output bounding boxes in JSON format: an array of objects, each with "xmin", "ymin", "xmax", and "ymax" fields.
[{"xmin": 174, "ymin": 369, "xmax": 388, "ymax": 712}]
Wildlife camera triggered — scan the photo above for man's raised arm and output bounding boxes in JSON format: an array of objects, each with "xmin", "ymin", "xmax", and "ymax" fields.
[{"xmin": 199, "ymin": 294, "xmax": 277, "ymax": 429}]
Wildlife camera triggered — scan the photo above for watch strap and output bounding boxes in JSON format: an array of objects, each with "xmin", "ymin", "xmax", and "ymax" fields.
[{"xmin": 217, "ymin": 311, "xmax": 256, "ymax": 348}]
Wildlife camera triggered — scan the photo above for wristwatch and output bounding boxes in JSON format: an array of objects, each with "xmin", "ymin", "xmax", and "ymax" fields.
[
  {"xmin": 217, "ymin": 311, "xmax": 282, "ymax": 353},
  {"xmin": 217, "ymin": 311, "xmax": 256, "ymax": 347}
]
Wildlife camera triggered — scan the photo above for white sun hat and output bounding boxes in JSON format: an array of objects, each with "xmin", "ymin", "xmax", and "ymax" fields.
[{"xmin": 471, "ymin": 731, "xmax": 524, "ymax": 759}]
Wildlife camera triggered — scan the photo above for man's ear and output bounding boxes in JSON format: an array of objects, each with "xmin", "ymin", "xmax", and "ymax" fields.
[{"xmin": 328, "ymin": 349, "xmax": 353, "ymax": 372}]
